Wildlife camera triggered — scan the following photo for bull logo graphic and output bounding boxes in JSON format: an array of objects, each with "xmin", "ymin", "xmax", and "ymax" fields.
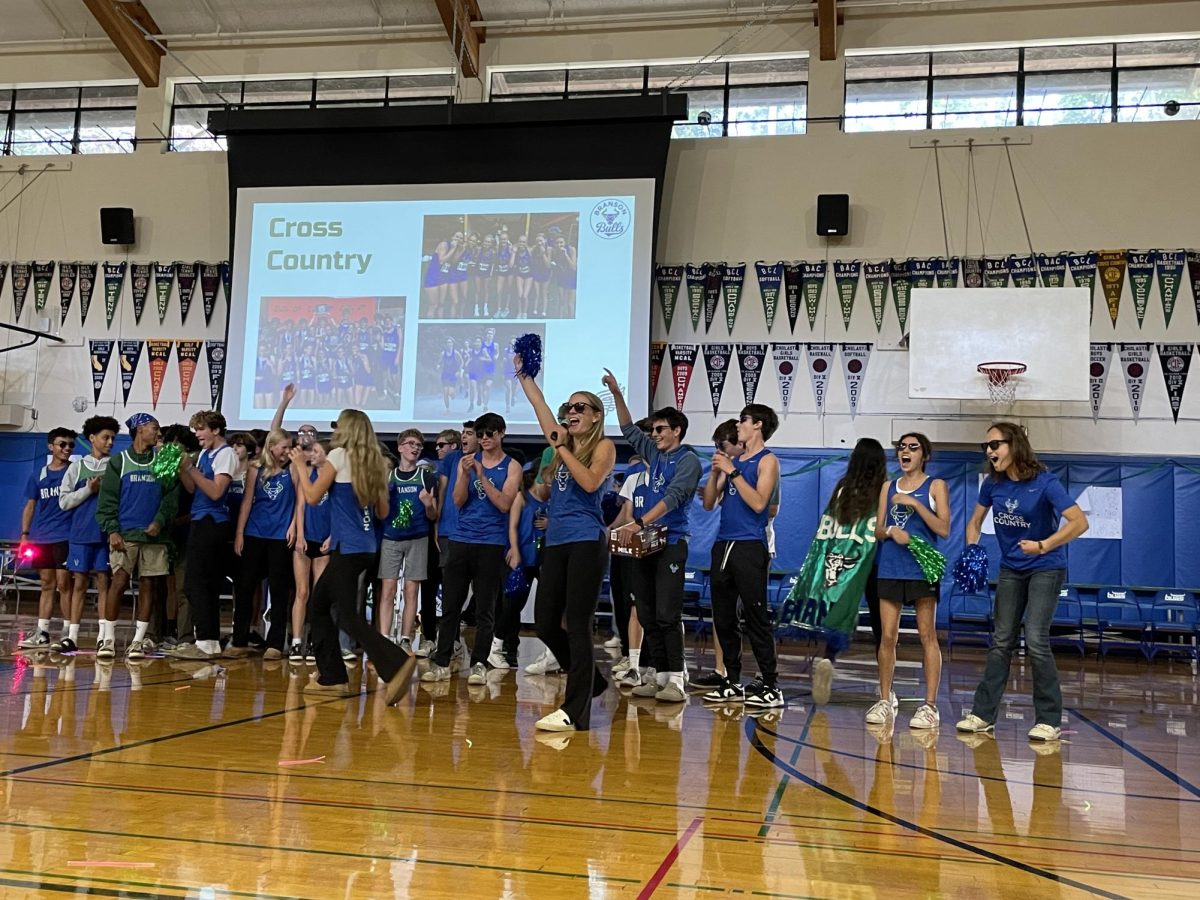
[
  {"xmin": 1005, "ymin": 497, "xmax": 1019, "ymax": 514},
  {"xmin": 889, "ymin": 503, "xmax": 911, "ymax": 529},
  {"xmin": 473, "ymin": 478, "xmax": 487, "ymax": 500},
  {"xmin": 555, "ymin": 464, "xmax": 570, "ymax": 492},
  {"xmin": 263, "ymin": 474, "xmax": 287, "ymax": 500},
  {"xmin": 823, "ymin": 550, "xmax": 861, "ymax": 588}
]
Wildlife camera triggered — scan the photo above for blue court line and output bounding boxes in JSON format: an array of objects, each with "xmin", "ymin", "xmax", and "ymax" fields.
[
  {"xmin": 1068, "ymin": 707, "xmax": 1200, "ymax": 800},
  {"xmin": 758, "ymin": 706, "xmax": 815, "ymax": 837},
  {"xmin": 743, "ymin": 718, "xmax": 1132, "ymax": 900}
]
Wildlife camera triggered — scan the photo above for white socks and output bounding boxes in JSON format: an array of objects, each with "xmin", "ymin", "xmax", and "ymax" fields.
[
  {"xmin": 133, "ymin": 620, "xmax": 149, "ymax": 643},
  {"xmin": 98, "ymin": 619, "xmax": 114, "ymax": 642},
  {"xmin": 629, "ymin": 649, "xmax": 641, "ymax": 672},
  {"xmin": 67, "ymin": 623, "xmax": 80, "ymax": 642},
  {"xmin": 37, "ymin": 618, "xmax": 50, "ymax": 635}
]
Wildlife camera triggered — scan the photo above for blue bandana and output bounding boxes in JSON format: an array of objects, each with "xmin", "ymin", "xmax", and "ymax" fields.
[{"xmin": 125, "ymin": 412, "xmax": 157, "ymax": 432}]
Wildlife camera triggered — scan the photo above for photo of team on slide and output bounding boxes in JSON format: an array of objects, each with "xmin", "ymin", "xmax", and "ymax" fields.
[
  {"xmin": 411, "ymin": 322, "xmax": 544, "ymax": 421},
  {"xmin": 419, "ymin": 212, "xmax": 579, "ymax": 320},
  {"xmin": 255, "ymin": 296, "xmax": 406, "ymax": 410}
]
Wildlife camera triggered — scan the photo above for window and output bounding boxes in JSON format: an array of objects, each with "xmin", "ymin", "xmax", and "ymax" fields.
[
  {"xmin": 488, "ymin": 55, "xmax": 808, "ymax": 138},
  {"xmin": 2, "ymin": 83, "xmax": 137, "ymax": 155},
  {"xmin": 845, "ymin": 38, "xmax": 1200, "ymax": 131},
  {"xmin": 168, "ymin": 72, "xmax": 456, "ymax": 151}
]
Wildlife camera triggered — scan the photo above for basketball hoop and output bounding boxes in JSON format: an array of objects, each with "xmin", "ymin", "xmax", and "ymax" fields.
[{"xmin": 977, "ymin": 361, "xmax": 1026, "ymax": 404}]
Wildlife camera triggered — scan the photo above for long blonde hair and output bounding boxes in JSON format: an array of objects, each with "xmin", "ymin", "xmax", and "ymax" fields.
[
  {"xmin": 256, "ymin": 428, "xmax": 292, "ymax": 477},
  {"xmin": 332, "ymin": 409, "xmax": 389, "ymax": 508},
  {"xmin": 549, "ymin": 391, "xmax": 606, "ymax": 477}
]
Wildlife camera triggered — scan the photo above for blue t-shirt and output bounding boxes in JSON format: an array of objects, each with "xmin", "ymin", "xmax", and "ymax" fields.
[
  {"xmin": 383, "ymin": 467, "xmax": 437, "ymax": 541},
  {"xmin": 546, "ymin": 462, "xmax": 606, "ymax": 546},
  {"xmin": 455, "ymin": 452, "xmax": 512, "ymax": 546},
  {"xmin": 979, "ymin": 470, "xmax": 1075, "ymax": 572},
  {"xmin": 191, "ymin": 445, "xmax": 235, "ymax": 524},
  {"xmin": 716, "ymin": 449, "xmax": 772, "ymax": 545},
  {"xmin": 26, "ymin": 464, "xmax": 72, "ymax": 543},
  {"xmin": 245, "ymin": 467, "xmax": 296, "ymax": 541},
  {"xmin": 877, "ymin": 476, "xmax": 940, "ymax": 581}
]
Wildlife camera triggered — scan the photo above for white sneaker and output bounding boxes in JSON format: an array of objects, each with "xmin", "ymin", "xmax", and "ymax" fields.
[
  {"xmin": 811, "ymin": 658, "xmax": 834, "ymax": 705},
  {"xmin": 413, "ymin": 638, "xmax": 432, "ymax": 658},
  {"xmin": 615, "ymin": 667, "xmax": 641, "ymax": 688},
  {"xmin": 524, "ymin": 650, "xmax": 560, "ymax": 675},
  {"xmin": 487, "ymin": 650, "xmax": 510, "ymax": 670},
  {"xmin": 1027, "ymin": 723, "xmax": 1062, "ymax": 742},
  {"xmin": 126, "ymin": 639, "xmax": 146, "ymax": 660},
  {"xmin": 603, "ymin": 635, "xmax": 622, "ymax": 649},
  {"xmin": 611, "ymin": 656, "xmax": 631, "ymax": 674},
  {"xmin": 468, "ymin": 662, "xmax": 487, "ymax": 685},
  {"xmin": 96, "ymin": 638, "xmax": 116, "ymax": 660},
  {"xmin": 865, "ymin": 698, "xmax": 893, "ymax": 725},
  {"xmin": 956, "ymin": 713, "xmax": 994, "ymax": 733},
  {"xmin": 909, "ymin": 704, "xmax": 940, "ymax": 730},
  {"xmin": 420, "ymin": 663, "xmax": 451, "ymax": 682},
  {"xmin": 535, "ymin": 708, "xmax": 575, "ymax": 732}
]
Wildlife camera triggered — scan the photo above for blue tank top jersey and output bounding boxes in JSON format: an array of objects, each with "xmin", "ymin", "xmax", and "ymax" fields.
[
  {"xmin": 226, "ymin": 475, "xmax": 245, "ymax": 518},
  {"xmin": 382, "ymin": 327, "xmax": 400, "ymax": 355},
  {"xmin": 26, "ymin": 465, "xmax": 72, "ymax": 543},
  {"xmin": 384, "ymin": 468, "xmax": 436, "ymax": 541},
  {"xmin": 191, "ymin": 445, "xmax": 234, "ymax": 524},
  {"xmin": 716, "ymin": 449, "xmax": 771, "ymax": 544},
  {"xmin": 457, "ymin": 249, "xmax": 475, "ymax": 273},
  {"xmin": 117, "ymin": 451, "xmax": 162, "ymax": 533},
  {"xmin": 546, "ymin": 462, "xmax": 606, "ymax": 547},
  {"xmin": 877, "ymin": 476, "xmax": 940, "ymax": 581},
  {"xmin": 634, "ymin": 448, "xmax": 694, "ymax": 544},
  {"xmin": 455, "ymin": 453, "xmax": 511, "ymax": 546},
  {"xmin": 477, "ymin": 248, "xmax": 495, "ymax": 276},
  {"xmin": 437, "ymin": 450, "xmax": 463, "ymax": 541},
  {"xmin": 303, "ymin": 467, "xmax": 331, "ymax": 543},
  {"xmin": 67, "ymin": 458, "xmax": 107, "ymax": 544},
  {"xmin": 245, "ymin": 467, "xmax": 296, "ymax": 541},
  {"xmin": 441, "ymin": 350, "xmax": 458, "ymax": 377},
  {"xmin": 514, "ymin": 490, "xmax": 547, "ymax": 564},
  {"xmin": 516, "ymin": 248, "xmax": 532, "ymax": 275},
  {"xmin": 329, "ymin": 483, "xmax": 377, "ymax": 555}
]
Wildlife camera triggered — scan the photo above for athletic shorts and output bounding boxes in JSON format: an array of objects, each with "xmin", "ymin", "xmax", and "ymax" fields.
[
  {"xmin": 67, "ymin": 541, "xmax": 109, "ymax": 574},
  {"xmin": 877, "ymin": 578, "xmax": 940, "ymax": 606},
  {"xmin": 28, "ymin": 541, "xmax": 68, "ymax": 570},
  {"xmin": 109, "ymin": 541, "xmax": 170, "ymax": 577},
  {"xmin": 379, "ymin": 536, "xmax": 429, "ymax": 582},
  {"xmin": 305, "ymin": 539, "xmax": 329, "ymax": 560}
]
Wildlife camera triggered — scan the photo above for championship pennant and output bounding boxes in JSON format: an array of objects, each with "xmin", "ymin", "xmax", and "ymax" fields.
[
  {"xmin": 219, "ymin": 260, "xmax": 232, "ymax": 308},
  {"xmin": 650, "ymin": 342, "xmax": 667, "ymax": 398},
  {"xmin": 154, "ymin": 262, "xmax": 175, "ymax": 324},
  {"xmin": 1098, "ymin": 250, "xmax": 1127, "ymax": 328},
  {"xmin": 176, "ymin": 339, "xmax": 203, "ymax": 407},
  {"xmin": 907, "ymin": 258, "xmax": 935, "ymax": 290},
  {"xmin": 669, "ymin": 344, "xmax": 698, "ymax": 411},
  {"xmin": 889, "ymin": 259, "xmax": 911, "ymax": 333},
  {"xmin": 755, "ymin": 261, "xmax": 783, "ymax": 333},
  {"xmin": 1089, "ymin": 343, "xmax": 1113, "ymax": 422},
  {"xmin": 805, "ymin": 343, "xmax": 835, "ymax": 417},
  {"xmin": 32, "ymin": 262, "xmax": 55, "ymax": 311},
  {"xmin": 737, "ymin": 343, "xmax": 767, "ymax": 405},
  {"xmin": 1155, "ymin": 250, "xmax": 1185, "ymax": 328},
  {"xmin": 0, "ymin": 264, "xmax": 6, "ymax": 313},
  {"xmin": 118, "ymin": 339, "xmax": 144, "ymax": 405},
  {"xmin": 1068, "ymin": 252, "xmax": 1098, "ymax": 323},
  {"xmin": 200, "ymin": 263, "xmax": 222, "ymax": 326},
  {"xmin": 703, "ymin": 263, "xmax": 723, "ymax": 333},
  {"xmin": 802, "ymin": 262, "xmax": 827, "ymax": 330},
  {"xmin": 206, "ymin": 340, "xmax": 227, "ymax": 408},
  {"xmin": 1008, "ymin": 255, "xmax": 1037, "ymax": 288},
  {"xmin": 1037, "ymin": 253, "xmax": 1067, "ymax": 288},
  {"xmin": 58, "ymin": 262, "xmax": 77, "ymax": 327},
  {"xmin": 177, "ymin": 261, "xmax": 199, "ymax": 325},
  {"xmin": 722, "ymin": 263, "xmax": 746, "ymax": 335},
  {"xmin": 934, "ymin": 256, "xmax": 959, "ymax": 288},
  {"xmin": 655, "ymin": 265, "xmax": 683, "ymax": 332},
  {"xmin": 772, "ymin": 343, "xmax": 802, "ymax": 416},
  {"xmin": 10, "ymin": 263, "xmax": 31, "ymax": 320},
  {"xmin": 146, "ymin": 340, "xmax": 173, "ymax": 409},
  {"xmin": 130, "ymin": 263, "xmax": 152, "ymax": 324},
  {"xmin": 839, "ymin": 343, "xmax": 872, "ymax": 418},
  {"xmin": 833, "ymin": 260, "xmax": 860, "ymax": 331},
  {"xmin": 1126, "ymin": 251, "xmax": 1156, "ymax": 329},
  {"xmin": 1157, "ymin": 344, "xmax": 1194, "ymax": 423},
  {"xmin": 983, "ymin": 257, "xmax": 1010, "ymax": 288},
  {"xmin": 1118, "ymin": 342, "xmax": 1153, "ymax": 421},
  {"xmin": 962, "ymin": 257, "xmax": 984, "ymax": 288},
  {"xmin": 863, "ymin": 261, "xmax": 889, "ymax": 332},
  {"xmin": 702, "ymin": 344, "xmax": 732, "ymax": 415},
  {"xmin": 77, "ymin": 263, "xmax": 97, "ymax": 326},
  {"xmin": 685, "ymin": 264, "xmax": 707, "ymax": 332},
  {"xmin": 1189, "ymin": 252, "xmax": 1200, "ymax": 326},
  {"xmin": 783, "ymin": 263, "xmax": 803, "ymax": 333},
  {"xmin": 89, "ymin": 339, "xmax": 114, "ymax": 405},
  {"xmin": 103, "ymin": 261, "xmax": 126, "ymax": 329}
]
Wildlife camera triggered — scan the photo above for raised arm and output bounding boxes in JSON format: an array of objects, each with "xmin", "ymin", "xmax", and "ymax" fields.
[
  {"xmin": 514, "ymin": 365, "xmax": 560, "ymax": 445},
  {"xmin": 601, "ymin": 368, "xmax": 633, "ymax": 428},
  {"xmin": 271, "ymin": 383, "xmax": 297, "ymax": 432}
]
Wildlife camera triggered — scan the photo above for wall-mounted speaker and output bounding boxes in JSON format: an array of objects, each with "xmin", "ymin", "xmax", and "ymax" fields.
[
  {"xmin": 100, "ymin": 207, "xmax": 135, "ymax": 245},
  {"xmin": 816, "ymin": 194, "xmax": 849, "ymax": 237}
]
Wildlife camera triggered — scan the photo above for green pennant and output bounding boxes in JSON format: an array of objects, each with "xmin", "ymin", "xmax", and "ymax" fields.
[
  {"xmin": 1126, "ymin": 250, "xmax": 1156, "ymax": 329},
  {"xmin": 1155, "ymin": 250, "xmax": 1185, "ymax": 328},
  {"xmin": 655, "ymin": 265, "xmax": 683, "ymax": 333},
  {"xmin": 863, "ymin": 261, "xmax": 889, "ymax": 333},
  {"xmin": 802, "ymin": 261, "xmax": 826, "ymax": 330},
  {"xmin": 722, "ymin": 263, "xmax": 746, "ymax": 335},
  {"xmin": 889, "ymin": 259, "xmax": 911, "ymax": 334},
  {"xmin": 833, "ymin": 260, "xmax": 860, "ymax": 331},
  {"xmin": 685, "ymin": 264, "xmax": 706, "ymax": 332}
]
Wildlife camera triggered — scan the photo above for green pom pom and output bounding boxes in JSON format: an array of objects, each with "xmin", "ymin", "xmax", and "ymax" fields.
[
  {"xmin": 391, "ymin": 498, "xmax": 414, "ymax": 530},
  {"xmin": 907, "ymin": 535, "xmax": 947, "ymax": 584},
  {"xmin": 151, "ymin": 443, "xmax": 184, "ymax": 489}
]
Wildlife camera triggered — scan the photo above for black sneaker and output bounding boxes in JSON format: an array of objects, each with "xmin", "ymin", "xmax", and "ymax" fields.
[
  {"xmin": 248, "ymin": 630, "xmax": 268, "ymax": 650},
  {"xmin": 55, "ymin": 637, "xmax": 79, "ymax": 654},
  {"xmin": 744, "ymin": 678, "xmax": 785, "ymax": 709},
  {"xmin": 690, "ymin": 670, "xmax": 727, "ymax": 691},
  {"xmin": 288, "ymin": 641, "xmax": 304, "ymax": 664},
  {"xmin": 702, "ymin": 679, "xmax": 745, "ymax": 704}
]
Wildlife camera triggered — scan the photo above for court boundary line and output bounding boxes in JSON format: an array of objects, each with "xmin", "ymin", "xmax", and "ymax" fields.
[
  {"xmin": 0, "ymin": 865, "xmax": 317, "ymax": 900},
  {"xmin": 638, "ymin": 816, "xmax": 703, "ymax": 898},
  {"xmin": 1068, "ymin": 707, "xmax": 1200, "ymax": 799}
]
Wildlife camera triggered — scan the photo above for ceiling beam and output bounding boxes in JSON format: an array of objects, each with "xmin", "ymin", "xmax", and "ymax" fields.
[
  {"xmin": 815, "ymin": 0, "xmax": 838, "ymax": 61},
  {"xmin": 433, "ymin": 0, "xmax": 483, "ymax": 79},
  {"xmin": 81, "ymin": 0, "xmax": 165, "ymax": 87}
]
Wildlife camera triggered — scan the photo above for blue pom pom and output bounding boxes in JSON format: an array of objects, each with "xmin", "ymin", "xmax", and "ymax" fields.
[
  {"xmin": 513, "ymin": 333, "xmax": 542, "ymax": 380},
  {"xmin": 504, "ymin": 567, "xmax": 528, "ymax": 595},
  {"xmin": 953, "ymin": 544, "xmax": 990, "ymax": 593}
]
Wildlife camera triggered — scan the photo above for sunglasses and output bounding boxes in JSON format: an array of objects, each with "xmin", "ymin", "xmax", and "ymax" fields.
[
  {"xmin": 894, "ymin": 441, "xmax": 922, "ymax": 452},
  {"xmin": 566, "ymin": 402, "xmax": 597, "ymax": 414},
  {"xmin": 738, "ymin": 414, "xmax": 755, "ymax": 424},
  {"xmin": 52, "ymin": 441, "xmax": 73, "ymax": 449},
  {"xmin": 435, "ymin": 441, "xmax": 457, "ymax": 449},
  {"xmin": 478, "ymin": 429, "xmax": 499, "ymax": 438},
  {"xmin": 651, "ymin": 425, "xmax": 673, "ymax": 435},
  {"xmin": 981, "ymin": 439, "xmax": 1010, "ymax": 452}
]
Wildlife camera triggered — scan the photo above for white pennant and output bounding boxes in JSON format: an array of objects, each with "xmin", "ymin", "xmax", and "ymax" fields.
[
  {"xmin": 805, "ymin": 343, "xmax": 835, "ymax": 416},
  {"xmin": 1089, "ymin": 343, "xmax": 1113, "ymax": 422},
  {"xmin": 772, "ymin": 342, "xmax": 802, "ymax": 416},
  {"xmin": 839, "ymin": 343, "xmax": 872, "ymax": 418},
  {"xmin": 1118, "ymin": 342, "xmax": 1153, "ymax": 421}
]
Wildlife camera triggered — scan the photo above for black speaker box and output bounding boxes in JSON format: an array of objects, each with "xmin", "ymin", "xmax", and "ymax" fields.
[
  {"xmin": 100, "ymin": 207, "xmax": 135, "ymax": 245},
  {"xmin": 816, "ymin": 194, "xmax": 849, "ymax": 237}
]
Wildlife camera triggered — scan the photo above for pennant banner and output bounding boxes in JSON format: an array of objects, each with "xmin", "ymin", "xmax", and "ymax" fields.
[
  {"xmin": 58, "ymin": 262, "xmax": 77, "ymax": 327},
  {"xmin": 655, "ymin": 265, "xmax": 683, "ymax": 332},
  {"xmin": 933, "ymin": 256, "xmax": 959, "ymax": 288},
  {"xmin": 863, "ymin": 261, "xmax": 889, "ymax": 332},
  {"xmin": 806, "ymin": 343, "xmax": 836, "ymax": 417},
  {"xmin": 650, "ymin": 342, "xmax": 667, "ymax": 399},
  {"xmin": 783, "ymin": 263, "xmax": 804, "ymax": 334},
  {"xmin": 206, "ymin": 340, "xmax": 227, "ymax": 409},
  {"xmin": 1098, "ymin": 250, "xmax": 1127, "ymax": 328},
  {"xmin": 962, "ymin": 257, "xmax": 984, "ymax": 288},
  {"xmin": 772, "ymin": 342, "xmax": 802, "ymax": 416},
  {"xmin": 755, "ymin": 261, "xmax": 784, "ymax": 333},
  {"xmin": 1189, "ymin": 251, "xmax": 1200, "ymax": 326},
  {"xmin": 146, "ymin": 340, "xmax": 173, "ymax": 410},
  {"xmin": 130, "ymin": 263, "xmax": 151, "ymax": 325},
  {"xmin": 11, "ymin": 263, "xmax": 31, "ymax": 320},
  {"xmin": 1089, "ymin": 342, "xmax": 1112, "ymax": 422},
  {"xmin": 103, "ymin": 261, "xmax": 126, "ymax": 329},
  {"xmin": 1126, "ymin": 250, "xmax": 1156, "ymax": 329},
  {"xmin": 1118, "ymin": 342, "xmax": 1153, "ymax": 422},
  {"xmin": 1037, "ymin": 253, "xmax": 1068, "ymax": 288},
  {"xmin": 77, "ymin": 262, "xmax": 97, "ymax": 326},
  {"xmin": 983, "ymin": 256, "xmax": 1010, "ymax": 288},
  {"xmin": 154, "ymin": 262, "xmax": 175, "ymax": 325},
  {"xmin": 833, "ymin": 260, "xmax": 860, "ymax": 331},
  {"xmin": 220, "ymin": 260, "xmax": 232, "ymax": 308},
  {"xmin": 802, "ymin": 261, "xmax": 827, "ymax": 330},
  {"xmin": 703, "ymin": 263, "xmax": 723, "ymax": 333},
  {"xmin": 32, "ymin": 261, "xmax": 55, "ymax": 312},
  {"xmin": 118, "ymin": 339, "xmax": 143, "ymax": 406},
  {"xmin": 722, "ymin": 263, "xmax": 746, "ymax": 335},
  {"xmin": 176, "ymin": 339, "xmax": 203, "ymax": 408},
  {"xmin": 736, "ymin": 342, "xmax": 768, "ymax": 406},
  {"xmin": 670, "ymin": 343, "xmax": 698, "ymax": 411},
  {"xmin": 1157, "ymin": 344, "xmax": 1194, "ymax": 424},
  {"xmin": 1008, "ymin": 255, "xmax": 1037, "ymax": 288},
  {"xmin": 907, "ymin": 258, "xmax": 936, "ymax": 290},
  {"xmin": 685, "ymin": 264, "xmax": 706, "ymax": 333},
  {"xmin": 0, "ymin": 264, "xmax": 6, "ymax": 314},
  {"xmin": 1068, "ymin": 251, "xmax": 1099, "ymax": 324},
  {"xmin": 889, "ymin": 259, "xmax": 911, "ymax": 333},
  {"xmin": 89, "ymin": 339, "xmax": 114, "ymax": 405},
  {"xmin": 177, "ymin": 261, "xmax": 198, "ymax": 325},
  {"xmin": 702, "ymin": 343, "xmax": 733, "ymax": 415},
  {"xmin": 200, "ymin": 263, "xmax": 221, "ymax": 326},
  {"xmin": 840, "ymin": 343, "xmax": 872, "ymax": 418},
  {"xmin": 1155, "ymin": 250, "xmax": 1185, "ymax": 328}
]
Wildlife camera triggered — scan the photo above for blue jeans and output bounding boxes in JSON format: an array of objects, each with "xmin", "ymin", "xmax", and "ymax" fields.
[{"xmin": 971, "ymin": 567, "xmax": 1065, "ymax": 727}]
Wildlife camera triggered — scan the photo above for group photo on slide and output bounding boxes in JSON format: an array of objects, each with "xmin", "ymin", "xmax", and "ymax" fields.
[
  {"xmin": 253, "ymin": 295, "xmax": 406, "ymax": 411},
  {"xmin": 411, "ymin": 322, "xmax": 544, "ymax": 420},
  {"xmin": 419, "ymin": 212, "xmax": 579, "ymax": 320}
]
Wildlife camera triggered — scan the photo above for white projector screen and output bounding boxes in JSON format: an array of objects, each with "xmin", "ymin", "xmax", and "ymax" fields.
[{"xmin": 225, "ymin": 179, "xmax": 655, "ymax": 434}]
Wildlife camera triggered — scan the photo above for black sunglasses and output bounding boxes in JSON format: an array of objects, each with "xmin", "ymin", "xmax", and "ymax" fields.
[
  {"xmin": 981, "ymin": 439, "xmax": 1010, "ymax": 452},
  {"xmin": 894, "ymin": 441, "xmax": 922, "ymax": 452},
  {"xmin": 435, "ymin": 441, "xmax": 457, "ymax": 449},
  {"xmin": 52, "ymin": 441, "xmax": 73, "ymax": 449},
  {"xmin": 567, "ymin": 402, "xmax": 597, "ymax": 414},
  {"xmin": 651, "ymin": 425, "xmax": 673, "ymax": 435},
  {"xmin": 478, "ymin": 429, "xmax": 499, "ymax": 438}
]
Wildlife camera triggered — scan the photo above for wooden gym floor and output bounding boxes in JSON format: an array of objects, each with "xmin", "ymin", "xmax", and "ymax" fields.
[{"xmin": 0, "ymin": 635, "xmax": 1197, "ymax": 899}]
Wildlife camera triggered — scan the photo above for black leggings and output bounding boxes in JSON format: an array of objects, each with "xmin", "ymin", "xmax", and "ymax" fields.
[
  {"xmin": 310, "ymin": 550, "xmax": 407, "ymax": 685},
  {"xmin": 609, "ymin": 556, "xmax": 633, "ymax": 655},
  {"xmin": 184, "ymin": 517, "xmax": 230, "ymax": 643},
  {"xmin": 535, "ymin": 538, "xmax": 608, "ymax": 730},
  {"xmin": 234, "ymin": 535, "xmax": 295, "ymax": 649},
  {"xmin": 631, "ymin": 540, "xmax": 688, "ymax": 673}
]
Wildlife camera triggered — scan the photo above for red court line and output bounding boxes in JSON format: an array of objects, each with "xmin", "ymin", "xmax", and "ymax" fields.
[{"xmin": 638, "ymin": 817, "xmax": 703, "ymax": 899}]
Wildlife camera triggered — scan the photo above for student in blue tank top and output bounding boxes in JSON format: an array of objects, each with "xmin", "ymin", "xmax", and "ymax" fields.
[
  {"xmin": 233, "ymin": 428, "xmax": 300, "ymax": 658},
  {"xmin": 422, "ymin": 412, "xmax": 521, "ymax": 687},
  {"xmin": 291, "ymin": 408, "xmax": 414, "ymax": 702},
  {"xmin": 870, "ymin": 432, "xmax": 950, "ymax": 731},
  {"xmin": 700, "ymin": 404, "xmax": 784, "ymax": 710},
  {"xmin": 606, "ymin": 371, "xmax": 702, "ymax": 706},
  {"xmin": 499, "ymin": 471, "xmax": 548, "ymax": 668},
  {"xmin": 958, "ymin": 422, "xmax": 1089, "ymax": 743},
  {"xmin": 174, "ymin": 410, "xmax": 239, "ymax": 660},
  {"xmin": 517, "ymin": 370, "xmax": 616, "ymax": 733}
]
